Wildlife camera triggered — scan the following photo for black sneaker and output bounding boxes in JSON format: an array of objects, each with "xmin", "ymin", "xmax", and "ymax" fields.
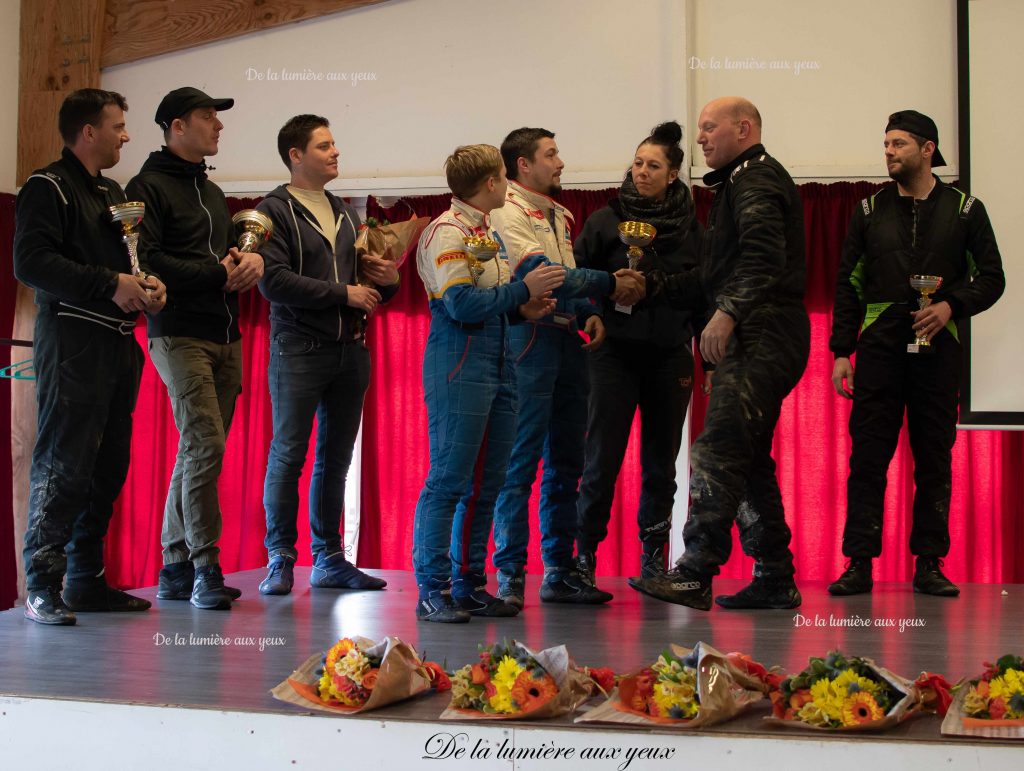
[
  {"xmin": 63, "ymin": 579, "xmax": 151, "ymax": 612},
  {"xmin": 628, "ymin": 564, "xmax": 713, "ymax": 611},
  {"xmin": 539, "ymin": 569, "xmax": 612, "ymax": 604},
  {"xmin": 416, "ymin": 590, "xmax": 471, "ymax": 623},
  {"xmin": 259, "ymin": 556, "xmax": 295, "ymax": 596},
  {"xmin": 159, "ymin": 562, "xmax": 241, "ymax": 601},
  {"xmin": 496, "ymin": 568, "xmax": 526, "ymax": 610},
  {"xmin": 310, "ymin": 552, "xmax": 386, "ymax": 590},
  {"xmin": 452, "ymin": 575, "xmax": 519, "ymax": 617},
  {"xmin": 639, "ymin": 544, "xmax": 668, "ymax": 579},
  {"xmin": 913, "ymin": 557, "xmax": 960, "ymax": 597},
  {"xmin": 24, "ymin": 586, "xmax": 76, "ymax": 626},
  {"xmin": 191, "ymin": 565, "xmax": 232, "ymax": 610},
  {"xmin": 714, "ymin": 576, "xmax": 802, "ymax": 609},
  {"xmin": 827, "ymin": 558, "xmax": 873, "ymax": 596}
]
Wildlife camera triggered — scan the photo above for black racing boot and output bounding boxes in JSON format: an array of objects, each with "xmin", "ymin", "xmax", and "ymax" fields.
[
  {"xmin": 416, "ymin": 580, "xmax": 471, "ymax": 623},
  {"xmin": 827, "ymin": 558, "xmax": 873, "ymax": 596},
  {"xmin": 714, "ymin": 575, "xmax": 802, "ymax": 609},
  {"xmin": 63, "ymin": 577, "xmax": 151, "ymax": 612},
  {"xmin": 639, "ymin": 543, "xmax": 668, "ymax": 579},
  {"xmin": 191, "ymin": 565, "xmax": 232, "ymax": 610},
  {"xmin": 913, "ymin": 557, "xmax": 960, "ymax": 597},
  {"xmin": 24, "ymin": 586, "xmax": 76, "ymax": 626},
  {"xmin": 258, "ymin": 555, "xmax": 295, "ymax": 596},
  {"xmin": 539, "ymin": 567, "xmax": 612, "ymax": 604},
  {"xmin": 574, "ymin": 551, "xmax": 598, "ymax": 586},
  {"xmin": 159, "ymin": 562, "xmax": 241, "ymax": 601},
  {"xmin": 310, "ymin": 552, "xmax": 387, "ymax": 590},
  {"xmin": 452, "ymin": 574, "xmax": 519, "ymax": 617},
  {"xmin": 496, "ymin": 567, "xmax": 526, "ymax": 610},
  {"xmin": 628, "ymin": 564, "xmax": 713, "ymax": 611}
]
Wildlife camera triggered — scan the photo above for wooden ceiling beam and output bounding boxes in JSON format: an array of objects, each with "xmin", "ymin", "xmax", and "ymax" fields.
[{"xmin": 101, "ymin": 0, "xmax": 390, "ymax": 68}]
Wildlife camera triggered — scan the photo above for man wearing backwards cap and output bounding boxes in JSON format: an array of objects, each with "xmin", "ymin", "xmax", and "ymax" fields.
[
  {"xmin": 828, "ymin": 110, "xmax": 1004, "ymax": 597},
  {"xmin": 127, "ymin": 87, "xmax": 264, "ymax": 610}
]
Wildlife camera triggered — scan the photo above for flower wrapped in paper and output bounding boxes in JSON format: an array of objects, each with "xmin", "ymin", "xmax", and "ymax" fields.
[
  {"xmin": 941, "ymin": 654, "xmax": 1024, "ymax": 738},
  {"xmin": 576, "ymin": 642, "xmax": 775, "ymax": 727},
  {"xmin": 766, "ymin": 651, "xmax": 939, "ymax": 731},
  {"xmin": 354, "ymin": 215, "xmax": 429, "ymax": 284},
  {"xmin": 441, "ymin": 640, "xmax": 592, "ymax": 720},
  {"xmin": 272, "ymin": 635, "xmax": 449, "ymax": 715}
]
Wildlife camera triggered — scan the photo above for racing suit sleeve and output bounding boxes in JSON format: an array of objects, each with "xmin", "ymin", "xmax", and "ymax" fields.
[
  {"xmin": 428, "ymin": 224, "xmax": 530, "ymax": 324},
  {"xmin": 13, "ymin": 175, "xmax": 119, "ymax": 301},
  {"xmin": 829, "ymin": 205, "xmax": 868, "ymax": 358},
  {"xmin": 943, "ymin": 198, "xmax": 1005, "ymax": 318}
]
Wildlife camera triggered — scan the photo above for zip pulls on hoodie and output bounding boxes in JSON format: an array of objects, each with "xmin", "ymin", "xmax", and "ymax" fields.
[{"xmin": 195, "ymin": 177, "xmax": 233, "ymax": 345}]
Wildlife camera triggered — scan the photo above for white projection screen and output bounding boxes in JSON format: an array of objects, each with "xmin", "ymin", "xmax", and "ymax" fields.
[{"xmin": 960, "ymin": 0, "xmax": 1024, "ymax": 427}]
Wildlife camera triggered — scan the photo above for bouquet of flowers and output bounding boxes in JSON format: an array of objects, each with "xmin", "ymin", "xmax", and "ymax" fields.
[
  {"xmin": 766, "ymin": 651, "xmax": 943, "ymax": 731},
  {"xmin": 272, "ymin": 635, "xmax": 449, "ymax": 715},
  {"xmin": 441, "ymin": 640, "xmax": 592, "ymax": 720},
  {"xmin": 354, "ymin": 214, "xmax": 429, "ymax": 284},
  {"xmin": 941, "ymin": 654, "xmax": 1024, "ymax": 738},
  {"xmin": 577, "ymin": 642, "xmax": 776, "ymax": 728}
]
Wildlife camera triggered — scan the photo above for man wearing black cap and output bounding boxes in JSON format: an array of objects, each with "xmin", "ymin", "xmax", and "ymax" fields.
[
  {"xmin": 828, "ymin": 110, "xmax": 1005, "ymax": 597},
  {"xmin": 126, "ymin": 86, "xmax": 264, "ymax": 610}
]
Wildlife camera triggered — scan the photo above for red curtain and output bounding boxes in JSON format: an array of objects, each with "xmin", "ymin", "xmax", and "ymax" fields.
[{"xmin": 3, "ymin": 183, "xmax": 1023, "ymax": 608}]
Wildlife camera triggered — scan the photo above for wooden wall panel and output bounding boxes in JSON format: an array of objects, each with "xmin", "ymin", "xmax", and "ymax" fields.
[{"xmin": 101, "ymin": 0, "xmax": 389, "ymax": 68}]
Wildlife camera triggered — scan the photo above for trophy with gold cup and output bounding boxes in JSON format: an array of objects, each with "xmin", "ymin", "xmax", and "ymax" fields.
[
  {"xmin": 463, "ymin": 235, "xmax": 501, "ymax": 286},
  {"xmin": 109, "ymin": 201, "xmax": 146, "ymax": 276},
  {"xmin": 616, "ymin": 221, "xmax": 656, "ymax": 314},
  {"xmin": 232, "ymin": 209, "xmax": 274, "ymax": 253},
  {"xmin": 907, "ymin": 274, "xmax": 943, "ymax": 354}
]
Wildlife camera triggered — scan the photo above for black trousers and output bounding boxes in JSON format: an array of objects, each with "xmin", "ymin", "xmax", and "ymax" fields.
[
  {"xmin": 842, "ymin": 319, "xmax": 962, "ymax": 558},
  {"xmin": 22, "ymin": 308, "xmax": 143, "ymax": 590},
  {"xmin": 576, "ymin": 338, "xmax": 693, "ymax": 555},
  {"xmin": 679, "ymin": 303, "xmax": 810, "ymax": 579}
]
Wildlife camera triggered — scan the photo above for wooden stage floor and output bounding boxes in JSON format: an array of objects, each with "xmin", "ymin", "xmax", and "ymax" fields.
[{"xmin": 2, "ymin": 568, "xmax": 1022, "ymax": 744}]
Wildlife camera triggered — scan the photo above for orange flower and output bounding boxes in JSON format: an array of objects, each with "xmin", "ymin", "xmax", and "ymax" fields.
[
  {"xmin": 789, "ymin": 690, "xmax": 814, "ymax": 711},
  {"xmin": 634, "ymin": 669, "xmax": 656, "ymax": 698},
  {"xmin": 977, "ymin": 680, "xmax": 990, "ymax": 698},
  {"xmin": 511, "ymin": 670, "xmax": 559, "ymax": 712},
  {"xmin": 471, "ymin": 664, "xmax": 489, "ymax": 685},
  {"xmin": 989, "ymin": 697, "xmax": 1008, "ymax": 720},
  {"xmin": 769, "ymin": 690, "xmax": 786, "ymax": 718},
  {"xmin": 423, "ymin": 661, "xmax": 451, "ymax": 692},
  {"xmin": 325, "ymin": 638, "xmax": 357, "ymax": 670},
  {"xmin": 362, "ymin": 669, "xmax": 379, "ymax": 691},
  {"xmin": 584, "ymin": 667, "xmax": 616, "ymax": 695},
  {"xmin": 841, "ymin": 691, "xmax": 884, "ymax": 726}
]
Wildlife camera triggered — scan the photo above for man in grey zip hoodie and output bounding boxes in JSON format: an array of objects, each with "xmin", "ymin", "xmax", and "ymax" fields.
[
  {"xmin": 127, "ymin": 87, "xmax": 263, "ymax": 610},
  {"xmin": 254, "ymin": 114, "xmax": 398, "ymax": 595}
]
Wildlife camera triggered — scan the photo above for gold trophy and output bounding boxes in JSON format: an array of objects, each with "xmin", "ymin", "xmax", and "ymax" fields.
[
  {"xmin": 232, "ymin": 209, "xmax": 274, "ymax": 252},
  {"xmin": 109, "ymin": 201, "xmax": 146, "ymax": 275},
  {"xmin": 907, "ymin": 274, "xmax": 943, "ymax": 353},
  {"xmin": 616, "ymin": 221, "xmax": 656, "ymax": 314},
  {"xmin": 618, "ymin": 221, "xmax": 656, "ymax": 269},
  {"xmin": 463, "ymin": 235, "xmax": 500, "ymax": 286}
]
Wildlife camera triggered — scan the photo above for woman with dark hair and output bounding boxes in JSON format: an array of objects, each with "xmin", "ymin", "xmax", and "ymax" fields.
[{"xmin": 573, "ymin": 121, "xmax": 704, "ymax": 596}]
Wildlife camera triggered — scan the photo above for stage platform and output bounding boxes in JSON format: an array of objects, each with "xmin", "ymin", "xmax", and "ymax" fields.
[{"xmin": 1, "ymin": 569, "xmax": 1022, "ymax": 770}]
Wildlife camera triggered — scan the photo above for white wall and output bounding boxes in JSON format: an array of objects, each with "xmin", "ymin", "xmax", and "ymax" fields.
[
  {"xmin": 0, "ymin": 0, "xmax": 20, "ymax": 193},
  {"xmin": 690, "ymin": 0, "xmax": 958, "ymax": 178},
  {"xmin": 103, "ymin": 0, "xmax": 689, "ymax": 193}
]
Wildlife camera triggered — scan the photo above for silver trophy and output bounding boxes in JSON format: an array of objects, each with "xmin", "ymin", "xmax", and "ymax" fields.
[
  {"xmin": 232, "ymin": 209, "xmax": 274, "ymax": 252},
  {"xmin": 908, "ymin": 274, "xmax": 943, "ymax": 353},
  {"xmin": 463, "ymin": 235, "xmax": 499, "ymax": 285},
  {"xmin": 109, "ymin": 201, "xmax": 146, "ymax": 275}
]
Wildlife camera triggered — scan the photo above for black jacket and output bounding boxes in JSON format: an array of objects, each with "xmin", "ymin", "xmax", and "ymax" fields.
[
  {"xmin": 126, "ymin": 148, "xmax": 239, "ymax": 343},
  {"xmin": 829, "ymin": 178, "xmax": 1005, "ymax": 357},
  {"xmin": 574, "ymin": 199, "xmax": 701, "ymax": 347},
  {"xmin": 14, "ymin": 148, "xmax": 143, "ymax": 321},
  {"xmin": 699, "ymin": 144, "xmax": 806, "ymax": 323},
  {"xmin": 256, "ymin": 186, "xmax": 400, "ymax": 342}
]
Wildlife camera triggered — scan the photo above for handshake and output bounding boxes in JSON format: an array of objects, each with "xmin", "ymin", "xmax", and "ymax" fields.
[{"xmin": 610, "ymin": 268, "xmax": 645, "ymax": 306}]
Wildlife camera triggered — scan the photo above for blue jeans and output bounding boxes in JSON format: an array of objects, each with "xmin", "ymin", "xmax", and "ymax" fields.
[
  {"xmin": 492, "ymin": 322, "xmax": 588, "ymax": 573},
  {"xmin": 412, "ymin": 309, "xmax": 517, "ymax": 588},
  {"xmin": 263, "ymin": 331, "xmax": 370, "ymax": 561}
]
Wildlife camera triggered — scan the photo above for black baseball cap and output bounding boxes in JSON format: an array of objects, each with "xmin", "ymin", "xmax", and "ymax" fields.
[
  {"xmin": 885, "ymin": 110, "xmax": 947, "ymax": 167},
  {"xmin": 155, "ymin": 87, "xmax": 234, "ymax": 129}
]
